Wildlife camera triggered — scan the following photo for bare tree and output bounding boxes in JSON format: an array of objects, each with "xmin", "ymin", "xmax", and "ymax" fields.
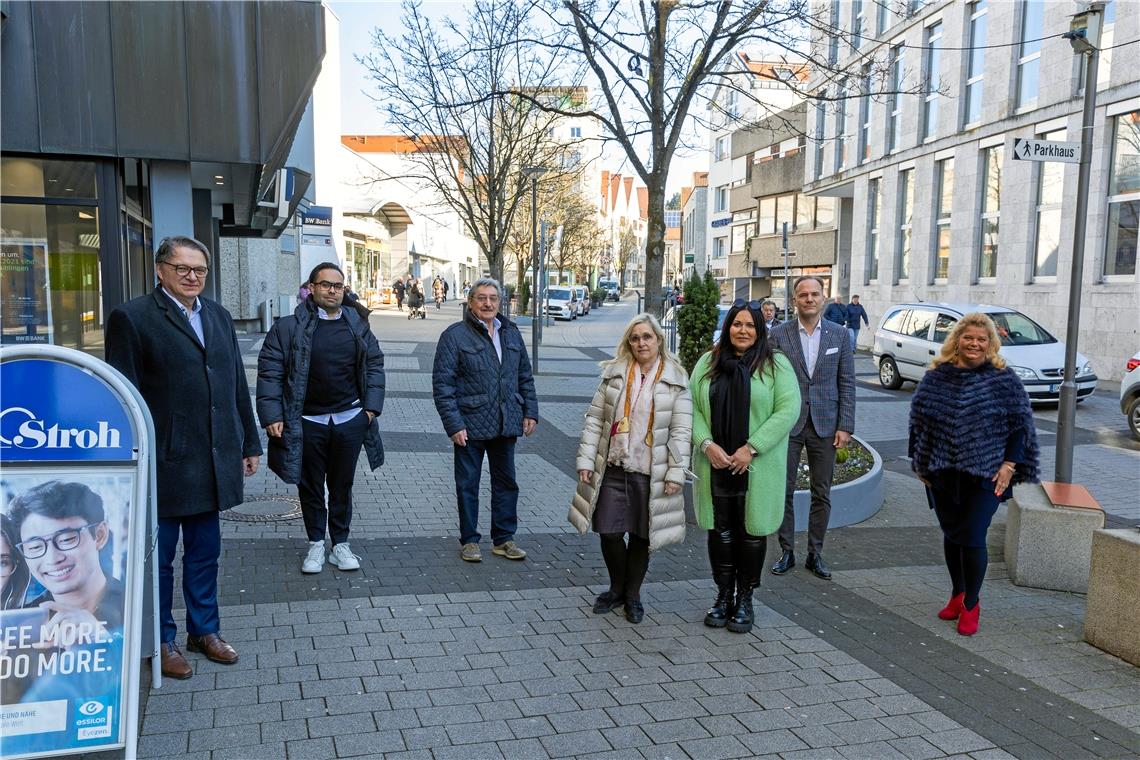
[{"xmin": 359, "ymin": 0, "xmax": 570, "ymax": 284}]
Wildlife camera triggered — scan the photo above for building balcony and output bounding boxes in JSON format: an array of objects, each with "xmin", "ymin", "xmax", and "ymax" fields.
[
  {"xmin": 749, "ymin": 228, "xmax": 837, "ymax": 269},
  {"xmin": 752, "ymin": 152, "xmax": 805, "ymax": 198}
]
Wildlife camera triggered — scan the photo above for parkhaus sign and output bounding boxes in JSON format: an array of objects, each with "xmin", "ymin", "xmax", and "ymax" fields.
[{"xmin": 1011, "ymin": 137, "xmax": 1082, "ymax": 164}]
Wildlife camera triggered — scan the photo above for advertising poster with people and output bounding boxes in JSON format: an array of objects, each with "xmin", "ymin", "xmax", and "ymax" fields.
[{"xmin": 0, "ymin": 471, "xmax": 134, "ymax": 758}]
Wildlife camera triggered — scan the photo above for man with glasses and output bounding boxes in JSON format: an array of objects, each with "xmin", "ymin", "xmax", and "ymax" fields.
[
  {"xmin": 433, "ymin": 278, "xmax": 539, "ymax": 562},
  {"xmin": 106, "ymin": 235, "xmax": 262, "ymax": 680},
  {"xmin": 761, "ymin": 301, "xmax": 781, "ymax": 331},
  {"xmin": 257, "ymin": 262, "xmax": 385, "ymax": 575},
  {"xmin": 9, "ymin": 480, "xmax": 123, "ymax": 642},
  {"xmin": 768, "ymin": 277, "xmax": 856, "ymax": 580}
]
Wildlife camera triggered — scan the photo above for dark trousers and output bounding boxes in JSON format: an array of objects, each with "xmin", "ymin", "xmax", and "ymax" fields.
[
  {"xmin": 157, "ymin": 510, "xmax": 221, "ymax": 644},
  {"xmin": 778, "ymin": 425, "xmax": 837, "ymax": 555},
  {"xmin": 299, "ymin": 413, "xmax": 369, "ymax": 544},
  {"xmin": 708, "ymin": 493, "xmax": 767, "ymax": 592},
  {"xmin": 454, "ymin": 436, "xmax": 518, "ymax": 545}
]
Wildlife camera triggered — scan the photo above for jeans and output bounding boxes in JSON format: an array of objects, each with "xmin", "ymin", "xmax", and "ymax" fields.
[
  {"xmin": 847, "ymin": 327, "xmax": 859, "ymax": 352},
  {"xmin": 454, "ymin": 436, "xmax": 519, "ymax": 545},
  {"xmin": 157, "ymin": 511, "xmax": 222, "ymax": 643},
  {"xmin": 299, "ymin": 412, "xmax": 370, "ymax": 544}
]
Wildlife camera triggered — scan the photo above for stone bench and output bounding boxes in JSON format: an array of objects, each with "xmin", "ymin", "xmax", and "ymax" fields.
[
  {"xmin": 1084, "ymin": 529, "xmax": 1140, "ymax": 666},
  {"xmin": 1005, "ymin": 482, "xmax": 1105, "ymax": 594}
]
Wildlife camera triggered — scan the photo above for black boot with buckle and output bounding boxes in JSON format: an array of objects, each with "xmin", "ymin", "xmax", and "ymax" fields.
[{"xmin": 704, "ymin": 526, "xmax": 735, "ymax": 627}]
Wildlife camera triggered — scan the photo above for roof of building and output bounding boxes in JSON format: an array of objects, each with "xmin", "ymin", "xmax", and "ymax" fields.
[{"xmin": 341, "ymin": 134, "xmax": 465, "ymax": 154}]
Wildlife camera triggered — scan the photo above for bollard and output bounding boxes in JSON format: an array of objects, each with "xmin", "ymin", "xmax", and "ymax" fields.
[{"xmin": 260, "ymin": 299, "xmax": 273, "ymax": 332}]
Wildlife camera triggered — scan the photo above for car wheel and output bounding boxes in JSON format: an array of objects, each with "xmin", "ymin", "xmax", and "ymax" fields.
[
  {"xmin": 879, "ymin": 357, "xmax": 904, "ymax": 390},
  {"xmin": 1129, "ymin": 397, "xmax": 1140, "ymax": 441}
]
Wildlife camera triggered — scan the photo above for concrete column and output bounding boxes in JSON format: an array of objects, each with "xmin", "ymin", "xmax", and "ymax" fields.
[{"xmin": 149, "ymin": 160, "xmax": 194, "ymax": 247}]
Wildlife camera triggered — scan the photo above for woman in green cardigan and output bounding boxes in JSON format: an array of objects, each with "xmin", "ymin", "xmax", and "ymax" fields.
[{"xmin": 690, "ymin": 300, "xmax": 801, "ymax": 634}]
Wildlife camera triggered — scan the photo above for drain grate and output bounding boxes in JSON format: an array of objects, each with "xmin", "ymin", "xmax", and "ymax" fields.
[{"xmin": 221, "ymin": 494, "xmax": 302, "ymax": 523}]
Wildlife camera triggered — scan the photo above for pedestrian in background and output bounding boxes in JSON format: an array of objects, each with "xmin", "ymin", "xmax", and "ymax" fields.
[
  {"xmin": 569, "ymin": 314, "xmax": 692, "ymax": 624},
  {"xmin": 823, "ymin": 295, "xmax": 848, "ymax": 326},
  {"xmin": 909, "ymin": 313, "xmax": 1038, "ymax": 636},
  {"xmin": 761, "ymin": 300, "xmax": 781, "ymax": 331},
  {"xmin": 257, "ymin": 262, "xmax": 386, "ymax": 575},
  {"xmin": 393, "ymin": 277, "xmax": 406, "ymax": 311},
  {"xmin": 845, "ymin": 295, "xmax": 870, "ymax": 352},
  {"xmin": 690, "ymin": 300, "xmax": 800, "ymax": 634},
  {"xmin": 106, "ymin": 235, "xmax": 261, "ymax": 680},
  {"xmin": 768, "ymin": 276, "xmax": 856, "ymax": 580},
  {"xmin": 433, "ymin": 278, "xmax": 538, "ymax": 562},
  {"xmin": 297, "ymin": 281, "xmax": 311, "ymax": 303}
]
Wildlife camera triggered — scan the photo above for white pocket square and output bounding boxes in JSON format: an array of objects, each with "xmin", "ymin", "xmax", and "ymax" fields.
[{"xmin": 825, "ymin": 347, "xmax": 839, "ymax": 355}]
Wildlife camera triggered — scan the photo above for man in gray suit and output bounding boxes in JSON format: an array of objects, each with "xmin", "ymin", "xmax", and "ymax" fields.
[{"xmin": 768, "ymin": 276, "xmax": 856, "ymax": 579}]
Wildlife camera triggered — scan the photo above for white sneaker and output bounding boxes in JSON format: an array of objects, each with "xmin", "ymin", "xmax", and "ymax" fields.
[
  {"xmin": 301, "ymin": 541, "xmax": 326, "ymax": 574},
  {"xmin": 329, "ymin": 543, "xmax": 361, "ymax": 571}
]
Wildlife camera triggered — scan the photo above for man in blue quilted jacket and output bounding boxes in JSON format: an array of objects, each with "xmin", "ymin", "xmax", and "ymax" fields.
[{"xmin": 433, "ymin": 278, "xmax": 539, "ymax": 562}]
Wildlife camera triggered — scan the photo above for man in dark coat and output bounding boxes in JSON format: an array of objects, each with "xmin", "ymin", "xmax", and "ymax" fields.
[
  {"xmin": 393, "ymin": 277, "xmax": 406, "ymax": 311},
  {"xmin": 105, "ymin": 235, "xmax": 261, "ymax": 680},
  {"xmin": 257, "ymin": 262, "xmax": 385, "ymax": 575},
  {"xmin": 768, "ymin": 276, "xmax": 856, "ymax": 580},
  {"xmin": 432, "ymin": 278, "xmax": 538, "ymax": 563},
  {"xmin": 845, "ymin": 295, "xmax": 870, "ymax": 352},
  {"xmin": 822, "ymin": 295, "xmax": 848, "ymax": 326}
]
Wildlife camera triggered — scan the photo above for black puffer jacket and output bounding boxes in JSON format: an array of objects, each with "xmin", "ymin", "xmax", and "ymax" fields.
[{"xmin": 256, "ymin": 300, "xmax": 385, "ymax": 483}]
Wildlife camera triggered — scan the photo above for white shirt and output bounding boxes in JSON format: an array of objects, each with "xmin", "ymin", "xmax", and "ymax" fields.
[
  {"xmin": 161, "ymin": 287, "xmax": 204, "ymax": 347},
  {"xmin": 301, "ymin": 306, "xmax": 363, "ymax": 426},
  {"xmin": 798, "ymin": 319, "xmax": 822, "ymax": 378},
  {"xmin": 484, "ymin": 317, "xmax": 503, "ymax": 362}
]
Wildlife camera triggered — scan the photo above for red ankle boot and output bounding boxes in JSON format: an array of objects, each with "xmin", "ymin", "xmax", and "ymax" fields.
[
  {"xmin": 957, "ymin": 602, "xmax": 980, "ymax": 636},
  {"xmin": 938, "ymin": 592, "xmax": 965, "ymax": 621}
]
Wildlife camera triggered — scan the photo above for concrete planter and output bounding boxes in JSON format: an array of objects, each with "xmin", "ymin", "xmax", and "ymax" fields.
[
  {"xmin": 683, "ymin": 435, "xmax": 884, "ymax": 530},
  {"xmin": 792, "ymin": 434, "xmax": 883, "ymax": 531}
]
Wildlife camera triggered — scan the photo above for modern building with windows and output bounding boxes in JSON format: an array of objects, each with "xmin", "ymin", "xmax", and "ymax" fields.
[
  {"xmin": 805, "ymin": 0, "xmax": 1138, "ymax": 380},
  {"xmin": 1, "ymin": 1, "xmax": 325, "ymax": 350},
  {"xmin": 681, "ymin": 172, "xmax": 709, "ymax": 279}
]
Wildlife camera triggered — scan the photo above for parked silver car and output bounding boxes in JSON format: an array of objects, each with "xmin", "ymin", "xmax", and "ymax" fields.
[
  {"xmin": 1121, "ymin": 350, "xmax": 1140, "ymax": 440},
  {"xmin": 872, "ymin": 303, "xmax": 1098, "ymax": 403}
]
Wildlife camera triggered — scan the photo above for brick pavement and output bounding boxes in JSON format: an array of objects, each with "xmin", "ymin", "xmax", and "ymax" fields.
[{"xmin": 136, "ymin": 299, "xmax": 1140, "ymax": 760}]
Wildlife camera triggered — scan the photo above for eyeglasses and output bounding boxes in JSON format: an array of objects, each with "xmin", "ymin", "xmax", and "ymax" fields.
[
  {"xmin": 472, "ymin": 294, "xmax": 500, "ymax": 304},
  {"xmin": 313, "ymin": 281, "xmax": 345, "ymax": 292},
  {"xmin": 629, "ymin": 334, "xmax": 657, "ymax": 344},
  {"xmin": 15, "ymin": 522, "xmax": 102, "ymax": 559},
  {"xmin": 161, "ymin": 262, "xmax": 209, "ymax": 278},
  {"xmin": 731, "ymin": 299, "xmax": 763, "ymax": 310}
]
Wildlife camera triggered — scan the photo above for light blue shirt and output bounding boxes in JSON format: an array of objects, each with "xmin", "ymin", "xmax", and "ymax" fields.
[
  {"xmin": 301, "ymin": 306, "xmax": 363, "ymax": 426},
  {"xmin": 798, "ymin": 319, "xmax": 822, "ymax": 378},
  {"xmin": 161, "ymin": 287, "xmax": 204, "ymax": 347}
]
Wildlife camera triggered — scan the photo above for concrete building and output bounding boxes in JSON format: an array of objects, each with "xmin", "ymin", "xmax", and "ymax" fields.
[
  {"xmin": 705, "ymin": 54, "xmax": 812, "ymax": 295},
  {"xmin": 728, "ymin": 103, "xmax": 838, "ymax": 308},
  {"xmin": 1, "ymin": 0, "xmax": 325, "ymax": 347},
  {"xmin": 805, "ymin": 0, "xmax": 1138, "ymax": 379},
  {"xmin": 598, "ymin": 170, "xmax": 648, "ymax": 289},
  {"xmin": 681, "ymin": 172, "xmax": 709, "ymax": 278}
]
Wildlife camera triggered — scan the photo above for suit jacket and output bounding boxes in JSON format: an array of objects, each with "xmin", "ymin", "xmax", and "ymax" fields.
[
  {"xmin": 769, "ymin": 318, "xmax": 856, "ymax": 438},
  {"xmin": 105, "ymin": 289, "xmax": 262, "ymax": 518}
]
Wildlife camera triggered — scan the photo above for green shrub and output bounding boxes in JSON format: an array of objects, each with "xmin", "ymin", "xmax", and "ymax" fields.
[
  {"xmin": 676, "ymin": 271, "xmax": 720, "ymax": 374},
  {"xmin": 518, "ymin": 280, "xmax": 531, "ymax": 315}
]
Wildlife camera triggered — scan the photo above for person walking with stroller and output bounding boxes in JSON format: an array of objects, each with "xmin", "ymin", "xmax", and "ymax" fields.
[
  {"xmin": 569, "ymin": 314, "xmax": 691, "ymax": 624},
  {"xmin": 406, "ymin": 278, "xmax": 426, "ymax": 319}
]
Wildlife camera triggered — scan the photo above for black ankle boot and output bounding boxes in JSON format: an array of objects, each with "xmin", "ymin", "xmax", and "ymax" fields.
[
  {"xmin": 727, "ymin": 587, "xmax": 755, "ymax": 633},
  {"xmin": 704, "ymin": 585, "xmax": 734, "ymax": 628}
]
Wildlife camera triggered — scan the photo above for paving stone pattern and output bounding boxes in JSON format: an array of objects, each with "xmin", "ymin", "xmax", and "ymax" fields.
[{"xmin": 146, "ymin": 307, "xmax": 1139, "ymax": 760}]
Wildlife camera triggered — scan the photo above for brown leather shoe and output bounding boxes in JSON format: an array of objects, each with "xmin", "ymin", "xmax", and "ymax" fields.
[
  {"xmin": 186, "ymin": 633, "xmax": 239, "ymax": 665},
  {"xmin": 160, "ymin": 641, "xmax": 193, "ymax": 680}
]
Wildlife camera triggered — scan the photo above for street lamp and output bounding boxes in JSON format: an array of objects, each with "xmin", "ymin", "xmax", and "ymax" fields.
[{"xmin": 522, "ymin": 166, "xmax": 549, "ymax": 373}]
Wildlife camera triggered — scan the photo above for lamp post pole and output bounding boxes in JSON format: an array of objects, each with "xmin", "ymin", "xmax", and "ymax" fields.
[{"xmin": 529, "ymin": 174, "xmax": 540, "ymax": 373}]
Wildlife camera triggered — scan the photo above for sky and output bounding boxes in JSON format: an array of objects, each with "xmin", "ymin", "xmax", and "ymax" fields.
[{"xmin": 328, "ymin": 0, "xmax": 711, "ymax": 198}]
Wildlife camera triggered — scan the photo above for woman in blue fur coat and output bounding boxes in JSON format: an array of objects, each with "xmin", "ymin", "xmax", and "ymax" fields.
[{"xmin": 909, "ymin": 313, "xmax": 1039, "ymax": 636}]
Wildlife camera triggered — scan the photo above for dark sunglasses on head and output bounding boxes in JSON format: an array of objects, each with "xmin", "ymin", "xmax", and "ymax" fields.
[{"xmin": 731, "ymin": 298, "xmax": 763, "ymax": 311}]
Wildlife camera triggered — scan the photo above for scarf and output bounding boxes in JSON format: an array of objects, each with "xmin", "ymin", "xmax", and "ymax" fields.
[{"xmin": 608, "ymin": 358, "xmax": 663, "ymax": 475}]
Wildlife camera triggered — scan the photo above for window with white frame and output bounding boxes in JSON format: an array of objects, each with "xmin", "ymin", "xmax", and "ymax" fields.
[
  {"xmin": 570, "ymin": 126, "xmax": 582, "ymax": 138},
  {"xmin": 814, "ymin": 101, "xmax": 827, "ymax": 179},
  {"xmin": 816, "ymin": 196, "xmax": 836, "ymax": 228},
  {"xmin": 867, "ymin": 178, "xmax": 881, "ymax": 281},
  {"xmin": 1016, "ymin": 0, "xmax": 1043, "ymax": 111},
  {"xmin": 887, "ymin": 45, "xmax": 903, "ymax": 153},
  {"xmin": 1099, "ymin": 0, "xmax": 1116, "ymax": 89},
  {"xmin": 922, "ymin": 22, "xmax": 942, "ymax": 141},
  {"xmin": 713, "ymin": 236, "xmax": 727, "ymax": 259},
  {"xmin": 714, "ymin": 185, "xmax": 729, "ymax": 213},
  {"xmin": 1104, "ymin": 110, "xmax": 1139, "ymax": 277},
  {"xmin": 977, "ymin": 145, "xmax": 1002, "ymax": 279},
  {"xmin": 897, "ymin": 168, "xmax": 914, "ymax": 281},
  {"xmin": 714, "ymin": 135, "xmax": 730, "ymax": 162},
  {"xmin": 877, "ymin": 0, "xmax": 889, "ymax": 35},
  {"xmin": 859, "ymin": 62, "xmax": 873, "ymax": 164},
  {"xmin": 933, "ymin": 158, "xmax": 954, "ymax": 280},
  {"xmin": 853, "ymin": 0, "xmax": 865, "ymax": 48},
  {"xmin": 835, "ymin": 79, "xmax": 849, "ymax": 172},
  {"xmin": 1033, "ymin": 129, "xmax": 1065, "ymax": 278},
  {"xmin": 828, "ymin": 0, "xmax": 840, "ymax": 65},
  {"xmin": 963, "ymin": 1, "xmax": 988, "ymax": 127}
]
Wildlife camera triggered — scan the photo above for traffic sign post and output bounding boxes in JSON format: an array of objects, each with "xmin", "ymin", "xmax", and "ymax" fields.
[
  {"xmin": 1011, "ymin": 137, "xmax": 1082, "ymax": 163},
  {"xmin": 0, "ymin": 345, "xmax": 159, "ymax": 760}
]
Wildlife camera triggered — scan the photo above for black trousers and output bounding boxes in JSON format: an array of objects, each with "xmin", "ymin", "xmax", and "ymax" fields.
[
  {"xmin": 708, "ymin": 493, "xmax": 767, "ymax": 592},
  {"xmin": 299, "ymin": 413, "xmax": 369, "ymax": 544},
  {"xmin": 778, "ymin": 425, "xmax": 837, "ymax": 555}
]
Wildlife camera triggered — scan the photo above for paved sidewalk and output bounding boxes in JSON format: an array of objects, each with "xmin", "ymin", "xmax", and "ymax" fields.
[{"xmin": 135, "ymin": 297, "xmax": 1139, "ymax": 760}]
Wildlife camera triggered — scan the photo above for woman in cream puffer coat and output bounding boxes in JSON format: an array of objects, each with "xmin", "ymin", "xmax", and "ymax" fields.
[{"xmin": 569, "ymin": 313, "xmax": 692, "ymax": 624}]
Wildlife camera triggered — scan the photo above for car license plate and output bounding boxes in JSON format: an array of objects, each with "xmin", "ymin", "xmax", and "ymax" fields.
[{"xmin": 1048, "ymin": 384, "xmax": 1058, "ymax": 393}]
